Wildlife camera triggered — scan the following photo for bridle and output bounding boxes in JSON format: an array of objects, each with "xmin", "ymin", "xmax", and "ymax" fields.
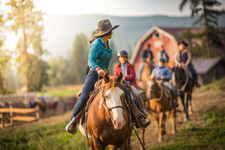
[
  {"xmin": 99, "ymin": 83, "xmax": 125, "ymax": 123},
  {"xmin": 148, "ymin": 81, "xmax": 163, "ymax": 102}
]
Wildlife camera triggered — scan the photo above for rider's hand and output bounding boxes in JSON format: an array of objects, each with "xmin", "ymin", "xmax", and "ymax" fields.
[
  {"xmin": 178, "ymin": 63, "xmax": 182, "ymax": 68},
  {"xmin": 121, "ymin": 76, "xmax": 126, "ymax": 82},
  {"xmin": 97, "ymin": 69, "xmax": 105, "ymax": 77},
  {"xmin": 146, "ymin": 57, "xmax": 151, "ymax": 62},
  {"xmin": 161, "ymin": 76, "xmax": 165, "ymax": 80}
]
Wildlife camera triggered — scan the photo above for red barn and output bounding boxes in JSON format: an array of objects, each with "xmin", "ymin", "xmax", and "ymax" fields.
[{"xmin": 130, "ymin": 26, "xmax": 178, "ymax": 71}]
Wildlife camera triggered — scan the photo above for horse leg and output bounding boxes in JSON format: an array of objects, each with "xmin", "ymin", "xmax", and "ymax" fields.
[
  {"xmin": 109, "ymin": 145, "xmax": 117, "ymax": 150},
  {"xmin": 180, "ymin": 94, "xmax": 188, "ymax": 122},
  {"xmin": 170, "ymin": 109, "xmax": 177, "ymax": 134},
  {"xmin": 185, "ymin": 93, "xmax": 190, "ymax": 121},
  {"xmin": 140, "ymin": 129, "xmax": 145, "ymax": 150},
  {"xmin": 92, "ymin": 137, "xmax": 105, "ymax": 150},
  {"xmin": 119, "ymin": 138, "xmax": 130, "ymax": 150},
  {"xmin": 162, "ymin": 113, "xmax": 167, "ymax": 135},
  {"xmin": 189, "ymin": 91, "xmax": 193, "ymax": 115},
  {"xmin": 158, "ymin": 112, "xmax": 164, "ymax": 142}
]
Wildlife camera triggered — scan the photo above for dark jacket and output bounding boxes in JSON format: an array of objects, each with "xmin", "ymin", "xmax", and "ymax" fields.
[{"xmin": 142, "ymin": 49, "xmax": 154, "ymax": 62}]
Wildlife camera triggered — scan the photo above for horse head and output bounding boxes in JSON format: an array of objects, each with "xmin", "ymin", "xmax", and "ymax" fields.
[
  {"xmin": 146, "ymin": 75, "xmax": 162, "ymax": 100},
  {"xmin": 172, "ymin": 67, "xmax": 186, "ymax": 89},
  {"xmin": 100, "ymin": 72, "xmax": 126, "ymax": 130}
]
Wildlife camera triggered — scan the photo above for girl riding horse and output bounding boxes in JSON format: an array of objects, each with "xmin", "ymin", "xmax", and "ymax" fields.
[{"xmin": 66, "ymin": 19, "xmax": 150, "ymax": 135}]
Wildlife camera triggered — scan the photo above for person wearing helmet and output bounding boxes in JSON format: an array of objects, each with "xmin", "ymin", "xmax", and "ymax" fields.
[
  {"xmin": 175, "ymin": 40, "xmax": 201, "ymax": 87},
  {"xmin": 114, "ymin": 50, "xmax": 150, "ymax": 126},
  {"xmin": 151, "ymin": 57, "xmax": 178, "ymax": 108}
]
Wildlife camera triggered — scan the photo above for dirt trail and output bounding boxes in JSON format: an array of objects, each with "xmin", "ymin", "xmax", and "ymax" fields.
[{"xmin": 131, "ymin": 90, "xmax": 225, "ymax": 149}]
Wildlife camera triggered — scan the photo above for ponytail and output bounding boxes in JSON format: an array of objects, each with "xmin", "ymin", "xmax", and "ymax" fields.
[{"xmin": 88, "ymin": 29, "xmax": 99, "ymax": 44}]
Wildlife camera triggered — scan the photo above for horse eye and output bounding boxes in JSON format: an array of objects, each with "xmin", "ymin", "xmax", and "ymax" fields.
[{"xmin": 105, "ymin": 95, "xmax": 109, "ymax": 99}]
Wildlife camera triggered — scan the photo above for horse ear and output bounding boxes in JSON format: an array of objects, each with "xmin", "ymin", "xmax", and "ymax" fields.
[
  {"xmin": 152, "ymin": 74, "xmax": 157, "ymax": 80},
  {"xmin": 117, "ymin": 72, "xmax": 123, "ymax": 82},
  {"xmin": 103, "ymin": 73, "xmax": 109, "ymax": 83}
]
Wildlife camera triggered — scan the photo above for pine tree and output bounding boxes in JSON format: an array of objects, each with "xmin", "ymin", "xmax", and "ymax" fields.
[{"xmin": 179, "ymin": 0, "xmax": 225, "ymax": 57}]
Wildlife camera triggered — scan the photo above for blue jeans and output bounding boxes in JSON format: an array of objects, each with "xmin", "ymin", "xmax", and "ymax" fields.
[
  {"xmin": 71, "ymin": 70, "xmax": 98, "ymax": 119},
  {"xmin": 188, "ymin": 64, "xmax": 197, "ymax": 80},
  {"xmin": 121, "ymin": 85, "xmax": 138, "ymax": 107}
]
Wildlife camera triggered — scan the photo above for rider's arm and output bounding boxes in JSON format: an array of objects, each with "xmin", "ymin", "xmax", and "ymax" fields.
[
  {"xmin": 186, "ymin": 50, "xmax": 192, "ymax": 66},
  {"xmin": 150, "ymin": 51, "xmax": 154, "ymax": 60},
  {"xmin": 88, "ymin": 42, "xmax": 101, "ymax": 70}
]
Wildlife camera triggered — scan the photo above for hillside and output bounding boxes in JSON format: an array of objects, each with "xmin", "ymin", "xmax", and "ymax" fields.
[{"xmin": 42, "ymin": 14, "xmax": 225, "ymax": 58}]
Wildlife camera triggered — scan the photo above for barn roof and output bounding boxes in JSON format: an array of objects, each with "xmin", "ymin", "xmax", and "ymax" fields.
[
  {"xmin": 192, "ymin": 57, "xmax": 222, "ymax": 74},
  {"xmin": 130, "ymin": 26, "xmax": 177, "ymax": 63}
]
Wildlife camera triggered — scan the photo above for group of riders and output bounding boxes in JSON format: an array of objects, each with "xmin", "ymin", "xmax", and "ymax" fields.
[{"xmin": 65, "ymin": 19, "xmax": 201, "ymax": 135}]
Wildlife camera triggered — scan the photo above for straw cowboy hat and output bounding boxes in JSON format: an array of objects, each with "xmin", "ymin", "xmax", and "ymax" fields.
[{"xmin": 94, "ymin": 19, "xmax": 119, "ymax": 38}]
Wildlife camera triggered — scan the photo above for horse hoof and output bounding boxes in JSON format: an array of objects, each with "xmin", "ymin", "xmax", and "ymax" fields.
[
  {"xmin": 172, "ymin": 130, "xmax": 177, "ymax": 134},
  {"xmin": 162, "ymin": 130, "xmax": 166, "ymax": 135},
  {"xmin": 158, "ymin": 137, "xmax": 164, "ymax": 142},
  {"xmin": 184, "ymin": 117, "xmax": 189, "ymax": 122},
  {"xmin": 140, "ymin": 146, "xmax": 145, "ymax": 150}
]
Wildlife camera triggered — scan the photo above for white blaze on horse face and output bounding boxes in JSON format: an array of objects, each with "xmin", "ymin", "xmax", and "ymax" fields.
[
  {"xmin": 105, "ymin": 87, "xmax": 125, "ymax": 129},
  {"xmin": 147, "ymin": 80, "xmax": 154, "ymax": 88}
]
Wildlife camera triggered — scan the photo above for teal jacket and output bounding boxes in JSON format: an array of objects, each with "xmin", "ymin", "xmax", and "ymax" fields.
[{"xmin": 88, "ymin": 38, "xmax": 112, "ymax": 70}]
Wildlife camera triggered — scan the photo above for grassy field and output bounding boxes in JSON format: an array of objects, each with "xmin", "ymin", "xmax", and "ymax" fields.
[
  {"xmin": 37, "ymin": 85, "xmax": 82, "ymax": 97},
  {"xmin": 0, "ymin": 78, "xmax": 225, "ymax": 150}
]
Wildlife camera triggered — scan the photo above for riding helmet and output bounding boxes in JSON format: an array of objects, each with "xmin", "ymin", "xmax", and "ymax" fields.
[
  {"xmin": 117, "ymin": 50, "xmax": 128, "ymax": 57},
  {"xmin": 158, "ymin": 57, "xmax": 165, "ymax": 63}
]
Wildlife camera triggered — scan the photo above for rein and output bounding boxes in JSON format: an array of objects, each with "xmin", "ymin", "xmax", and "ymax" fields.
[{"xmin": 180, "ymin": 67, "xmax": 189, "ymax": 92}]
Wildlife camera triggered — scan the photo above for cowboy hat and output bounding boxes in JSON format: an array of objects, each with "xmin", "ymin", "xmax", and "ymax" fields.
[
  {"xmin": 93, "ymin": 19, "xmax": 119, "ymax": 38},
  {"xmin": 178, "ymin": 40, "xmax": 188, "ymax": 47}
]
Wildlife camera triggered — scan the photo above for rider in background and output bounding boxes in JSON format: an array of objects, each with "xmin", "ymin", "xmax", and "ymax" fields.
[
  {"xmin": 175, "ymin": 40, "xmax": 201, "ymax": 87},
  {"xmin": 114, "ymin": 50, "xmax": 148, "ymax": 116},
  {"xmin": 151, "ymin": 57, "xmax": 179, "ymax": 108},
  {"xmin": 157, "ymin": 45, "xmax": 169, "ymax": 63},
  {"xmin": 137, "ymin": 44, "xmax": 155, "ymax": 80}
]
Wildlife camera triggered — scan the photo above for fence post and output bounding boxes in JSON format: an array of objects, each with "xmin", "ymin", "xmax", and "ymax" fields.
[
  {"xmin": 36, "ymin": 106, "xmax": 39, "ymax": 120},
  {"xmin": 0, "ymin": 113, "xmax": 4, "ymax": 128},
  {"xmin": 9, "ymin": 105, "xmax": 13, "ymax": 126}
]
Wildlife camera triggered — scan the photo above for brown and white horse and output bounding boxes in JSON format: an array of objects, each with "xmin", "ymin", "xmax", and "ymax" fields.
[{"xmin": 79, "ymin": 73, "xmax": 132, "ymax": 150}]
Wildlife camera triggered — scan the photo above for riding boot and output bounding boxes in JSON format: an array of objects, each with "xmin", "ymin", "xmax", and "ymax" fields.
[
  {"xmin": 194, "ymin": 80, "xmax": 201, "ymax": 88},
  {"xmin": 65, "ymin": 108, "xmax": 84, "ymax": 135},
  {"xmin": 129, "ymin": 102, "xmax": 151, "ymax": 128}
]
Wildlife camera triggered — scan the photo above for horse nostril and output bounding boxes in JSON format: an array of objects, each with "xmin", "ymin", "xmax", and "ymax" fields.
[{"xmin": 113, "ymin": 120, "xmax": 118, "ymax": 127}]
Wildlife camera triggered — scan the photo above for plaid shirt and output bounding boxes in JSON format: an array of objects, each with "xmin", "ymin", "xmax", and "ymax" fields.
[{"xmin": 88, "ymin": 38, "xmax": 112, "ymax": 70}]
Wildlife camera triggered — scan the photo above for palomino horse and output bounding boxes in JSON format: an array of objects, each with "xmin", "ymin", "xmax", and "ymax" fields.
[
  {"xmin": 138, "ymin": 61, "xmax": 154, "ymax": 91},
  {"xmin": 172, "ymin": 66, "xmax": 194, "ymax": 121},
  {"xmin": 145, "ymin": 76, "xmax": 176, "ymax": 142},
  {"xmin": 80, "ymin": 73, "xmax": 132, "ymax": 150}
]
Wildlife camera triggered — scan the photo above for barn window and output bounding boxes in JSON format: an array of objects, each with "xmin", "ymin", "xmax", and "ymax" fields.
[{"xmin": 152, "ymin": 31, "xmax": 161, "ymax": 39}]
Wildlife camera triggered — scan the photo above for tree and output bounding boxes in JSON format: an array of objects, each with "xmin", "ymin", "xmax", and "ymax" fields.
[
  {"xmin": 6, "ymin": 0, "xmax": 48, "ymax": 91},
  {"xmin": 0, "ymin": 6, "xmax": 12, "ymax": 93},
  {"xmin": 108, "ymin": 41, "xmax": 118, "ymax": 75},
  {"xmin": 179, "ymin": 0, "xmax": 225, "ymax": 57},
  {"xmin": 69, "ymin": 34, "xmax": 89, "ymax": 84}
]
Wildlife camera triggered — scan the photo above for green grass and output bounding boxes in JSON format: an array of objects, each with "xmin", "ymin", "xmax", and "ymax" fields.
[
  {"xmin": 149, "ymin": 108, "xmax": 225, "ymax": 150},
  {"xmin": 199, "ymin": 77, "xmax": 225, "ymax": 93},
  {"xmin": 0, "ymin": 120, "xmax": 88, "ymax": 150},
  {"xmin": 37, "ymin": 89, "xmax": 80, "ymax": 97}
]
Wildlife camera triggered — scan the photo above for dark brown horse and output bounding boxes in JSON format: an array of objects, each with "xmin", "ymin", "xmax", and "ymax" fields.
[
  {"xmin": 79, "ymin": 73, "xmax": 132, "ymax": 150},
  {"xmin": 144, "ymin": 76, "xmax": 176, "ymax": 142}
]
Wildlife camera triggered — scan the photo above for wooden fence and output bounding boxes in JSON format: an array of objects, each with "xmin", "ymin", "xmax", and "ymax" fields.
[{"xmin": 0, "ymin": 106, "xmax": 39, "ymax": 128}]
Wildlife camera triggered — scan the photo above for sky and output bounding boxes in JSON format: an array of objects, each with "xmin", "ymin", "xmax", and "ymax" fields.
[
  {"xmin": 1, "ymin": 0, "xmax": 225, "ymax": 16},
  {"xmin": 1, "ymin": 0, "xmax": 224, "ymax": 16}
]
